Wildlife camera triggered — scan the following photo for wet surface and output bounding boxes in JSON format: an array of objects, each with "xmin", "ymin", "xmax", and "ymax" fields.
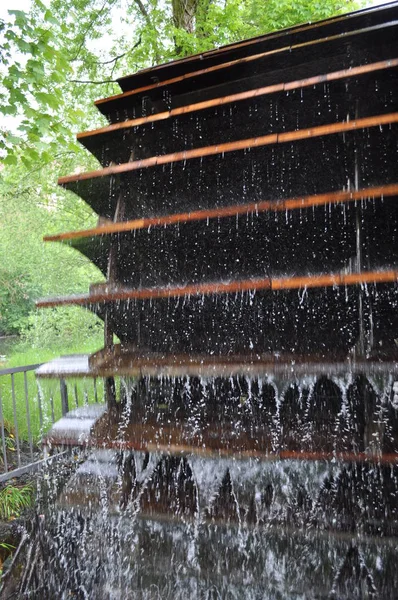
[{"xmin": 27, "ymin": 2, "xmax": 398, "ymax": 597}]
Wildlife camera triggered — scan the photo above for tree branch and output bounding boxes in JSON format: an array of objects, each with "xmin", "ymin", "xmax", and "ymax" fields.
[
  {"xmin": 133, "ymin": 0, "xmax": 152, "ymax": 27},
  {"xmin": 70, "ymin": 0, "xmax": 119, "ymax": 63},
  {"xmin": 95, "ymin": 35, "xmax": 142, "ymax": 66},
  {"xmin": 133, "ymin": 0, "xmax": 161, "ymax": 63},
  {"xmin": 68, "ymin": 79, "xmax": 118, "ymax": 84},
  {"xmin": 99, "ymin": 52, "xmax": 129, "ymax": 65}
]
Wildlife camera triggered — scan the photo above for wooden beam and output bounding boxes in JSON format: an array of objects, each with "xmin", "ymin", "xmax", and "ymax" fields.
[
  {"xmin": 44, "ymin": 184, "xmax": 398, "ymax": 243},
  {"xmin": 35, "ymin": 352, "xmax": 398, "ymax": 379},
  {"xmin": 36, "ymin": 269, "xmax": 398, "ymax": 308},
  {"xmin": 78, "ymin": 58, "xmax": 398, "ymax": 140},
  {"xmin": 59, "ymin": 112, "xmax": 398, "ymax": 186},
  {"xmin": 40, "ymin": 429, "xmax": 398, "ymax": 465},
  {"xmin": 94, "ymin": 21, "xmax": 397, "ymax": 107},
  {"xmin": 88, "ymin": 347, "xmax": 398, "ymax": 377}
]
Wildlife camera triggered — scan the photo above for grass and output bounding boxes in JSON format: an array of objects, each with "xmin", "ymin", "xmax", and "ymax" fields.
[
  {"xmin": 0, "ymin": 341, "xmax": 105, "ymax": 446},
  {"xmin": 0, "ymin": 483, "xmax": 33, "ymax": 521}
]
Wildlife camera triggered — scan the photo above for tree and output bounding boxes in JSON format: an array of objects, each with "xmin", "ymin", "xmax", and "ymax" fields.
[
  {"xmin": 0, "ymin": 157, "xmax": 104, "ymax": 344},
  {"xmin": 1, "ymin": 0, "xmax": 364, "ymax": 167}
]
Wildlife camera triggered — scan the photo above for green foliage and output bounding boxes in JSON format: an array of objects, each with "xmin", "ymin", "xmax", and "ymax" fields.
[
  {"xmin": 0, "ymin": 542, "xmax": 15, "ymax": 551},
  {"xmin": 0, "ymin": 155, "xmax": 103, "ymax": 345},
  {"xmin": 0, "ymin": 268, "xmax": 37, "ymax": 336},
  {"xmin": 20, "ymin": 306, "xmax": 104, "ymax": 350},
  {"xmin": 1, "ymin": 2, "xmax": 77, "ymax": 166},
  {"xmin": 0, "ymin": 484, "xmax": 33, "ymax": 521},
  {"xmin": 1, "ymin": 0, "xmax": 365, "ymax": 165}
]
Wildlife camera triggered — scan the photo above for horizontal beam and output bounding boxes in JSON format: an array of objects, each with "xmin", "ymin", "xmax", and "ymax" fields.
[
  {"xmin": 36, "ymin": 270, "xmax": 398, "ymax": 308},
  {"xmin": 59, "ymin": 112, "xmax": 398, "ymax": 186},
  {"xmin": 35, "ymin": 353, "xmax": 398, "ymax": 379},
  {"xmin": 41, "ymin": 431, "xmax": 398, "ymax": 465},
  {"xmin": 44, "ymin": 184, "xmax": 398, "ymax": 243},
  {"xmin": 79, "ymin": 58, "xmax": 398, "ymax": 140},
  {"xmin": 95, "ymin": 21, "xmax": 397, "ymax": 108},
  {"xmin": 0, "ymin": 363, "xmax": 42, "ymax": 376}
]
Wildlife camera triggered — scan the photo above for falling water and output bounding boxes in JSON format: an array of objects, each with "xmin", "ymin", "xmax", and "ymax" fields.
[{"xmin": 2, "ymin": 373, "xmax": 398, "ymax": 598}]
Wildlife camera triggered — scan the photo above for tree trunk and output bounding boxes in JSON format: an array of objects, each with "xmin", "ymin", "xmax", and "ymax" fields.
[{"xmin": 172, "ymin": 0, "xmax": 199, "ymax": 33}]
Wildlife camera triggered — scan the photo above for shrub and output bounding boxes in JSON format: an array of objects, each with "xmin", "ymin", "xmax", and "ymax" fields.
[{"xmin": 0, "ymin": 484, "xmax": 33, "ymax": 521}]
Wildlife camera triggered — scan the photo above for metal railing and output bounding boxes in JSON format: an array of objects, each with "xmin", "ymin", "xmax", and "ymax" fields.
[
  {"xmin": 0, "ymin": 364, "xmax": 103, "ymax": 481},
  {"xmin": 0, "ymin": 364, "xmax": 41, "ymax": 472}
]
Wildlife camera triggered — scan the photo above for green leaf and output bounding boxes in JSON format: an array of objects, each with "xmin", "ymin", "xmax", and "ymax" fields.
[
  {"xmin": 8, "ymin": 10, "xmax": 28, "ymax": 25},
  {"xmin": 16, "ymin": 39, "xmax": 32, "ymax": 53},
  {"xmin": 36, "ymin": 92, "xmax": 60, "ymax": 110},
  {"xmin": 4, "ymin": 134, "xmax": 21, "ymax": 145},
  {"xmin": 44, "ymin": 10, "xmax": 59, "ymax": 26},
  {"xmin": 3, "ymin": 153, "xmax": 18, "ymax": 166},
  {"xmin": 1, "ymin": 105, "xmax": 18, "ymax": 116}
]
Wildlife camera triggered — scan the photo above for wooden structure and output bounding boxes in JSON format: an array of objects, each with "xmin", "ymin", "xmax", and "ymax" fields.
[
  {"xmin": 28, "ymin": 4, "xmax": 398, "ymax": 597},
  {"xmin": 37, "ymin": 1, "xmax": 398, "ymax": 377},
  {"xmin": 36, "ymin": 0, "xmax": 398, "ymax": 455}
]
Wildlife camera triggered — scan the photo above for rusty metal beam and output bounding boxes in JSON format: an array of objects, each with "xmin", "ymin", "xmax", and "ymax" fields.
[
  {"xmin": 36, "ymin": 269, "xmax": 398, "ymax": 308},
  {"xmin": 78, "ymin": 58, "xmax": 398, "ymax": 140},
  {"xmin": 59, "ymin": 112, "xmax": 398, "ymax": 186},
  {"xmin": 44, "ymin": 184, "xmax": 398, "ymax": 243}
]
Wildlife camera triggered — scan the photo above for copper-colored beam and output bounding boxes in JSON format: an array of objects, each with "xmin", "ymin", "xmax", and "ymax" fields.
[
  {"xmin": 79, "ymin": 58, "xmax": 398, "ymax": 140},
  {"xmin": 35, "ymin": 352, "xmax": 398, "ymax": 379},
  {"xmin": 44, "ymin": 184, "xmax": 398, "ymax": 243},
  {"xmin": 271, "ymin": 270, "xmax": 398, "ymax": 290},
  {"xmin": 59, "ymin": 112, "xmax": 398, "ymax": 186},
  {"xmin": 36, "ymin": 270, "xmax": 398, "ymax": 308},
  {"xmin": 95, "ymin": 22, "xmax": 396, "ymax": 107},
  {"xmin": 41, "ymin": 430, "xmax": 398, "ymax": 465}
]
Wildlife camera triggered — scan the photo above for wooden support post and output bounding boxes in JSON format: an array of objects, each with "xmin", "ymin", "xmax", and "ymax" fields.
[
  {"xmin": 105, "ymin": 376, "xmax": 117, "ymax": 410},
  {"xmin": 60, "ymin": 379, "xmax": 69, "ymax": 416}
]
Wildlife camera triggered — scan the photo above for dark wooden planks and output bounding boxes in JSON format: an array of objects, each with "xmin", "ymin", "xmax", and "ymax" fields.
[
  {"xmin": 60, "ymin": 113, "xmax": 398, "ymax": 185},
  {"xmin": 80, "ymin": 63, "xmax": 398, "ymax": 166},
  {"xmin": 43, "ymin": 185, "xmax": 398, "ymax": 243},
  {"xmin": 36, "ymin": 270, "xmax": 398, "ymax": 308},
  {"xmin": 88, "ymin": 282, "xmax": 397, "ymax": 355},
  {"xmin": 60, "ymin": 124, "xmax": 398, "ymax": 220},
  {"xmin": 116, "ymin": 2, "xmax": 398, "ymax": 92},
  {"xmin": 97, "ymin": 21, "xmax": 398, "ymax": 120},
  {"xmin": 56, "ymin": 197, "xmax": 397, "ymax": 289}
]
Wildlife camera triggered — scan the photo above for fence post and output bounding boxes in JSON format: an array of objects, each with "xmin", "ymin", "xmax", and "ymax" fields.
[
  {"xmin": 11, "ymin": 374, "xmax": 21, "ymax": 468},
  {"xmin": 60, "ymin": 379, "xmax": 69, "ymax": 416},
  {"xmin": 0, "ymin": 388, "xmax": 8, "ymax": 472}
]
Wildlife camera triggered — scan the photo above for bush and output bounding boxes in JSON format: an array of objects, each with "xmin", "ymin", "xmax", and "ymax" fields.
[
  {"xmin": 0, "ymin": 484, "xmax": 33, "ymax": 521},
  {"xmin": 0, "ymin": 268, "xmax": 38, "ymax": 336},
  {"xmin": 20, "ymin": 305, "xmax": 104, "ymax": 350}
]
